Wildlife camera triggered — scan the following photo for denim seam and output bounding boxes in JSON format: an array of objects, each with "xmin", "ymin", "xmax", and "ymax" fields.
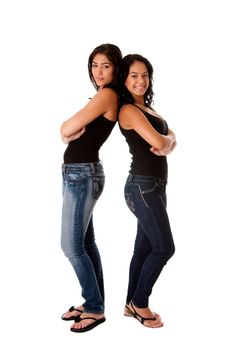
[
  {"xmin": 141, "ymin": 184, "xmax": 157, "ymax": 195},
  {"xmin": 138, "ymin": 185, "xmax": 149, "ymax": 208}
]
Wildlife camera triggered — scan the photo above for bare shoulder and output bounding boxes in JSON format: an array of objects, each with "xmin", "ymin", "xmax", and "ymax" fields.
[
  {"xmin": 119, "ymin": 104, "xmax": 145, "ymax": 119},
  {"xmin": 120, "ymin": 104, "xmax": 137, "ymax": 115},
  {"xmin": 119, "ymin": 104, "xmax": 145, "ymax": 129},
  {"xmin": 94, "ymin": 88, "xmax": 118, "ymax": 121},
  {"xmin": 89, "ymin": 87, "xmax": 117, "ymax": 109},
  {"xmin": 98, "ymin": 87, "xmax": 117, "ymax": 100}
]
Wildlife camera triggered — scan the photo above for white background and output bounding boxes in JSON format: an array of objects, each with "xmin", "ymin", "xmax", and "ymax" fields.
[{"xmin": 0, "ymin": 0, "xmax": 232, "ymax": 349}]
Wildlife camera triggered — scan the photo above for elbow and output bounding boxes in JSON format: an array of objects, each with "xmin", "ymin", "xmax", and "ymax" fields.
[
  {"xmin": 60, "ymin": 123, "xmax": 71, "ymax": 138},
  {"xmin": 152, "ymin": 137, "xmax": 168, "ymax": 151},
  {"xmin": 159, "ymin": 138, "xmax": 168, "ymax": 150}
]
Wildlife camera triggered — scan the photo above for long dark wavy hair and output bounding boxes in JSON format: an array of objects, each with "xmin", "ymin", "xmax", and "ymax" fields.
[
  {"xmin": 88, "ymin": 43, "xmax": 122, "ymax": 91},
  {"xmin": 119, "ymin": 54, "xmax": 154, "ymax": 107}
]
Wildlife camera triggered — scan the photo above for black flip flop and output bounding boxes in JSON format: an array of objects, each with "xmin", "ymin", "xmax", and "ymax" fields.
[
  {"xmin": 61, "ymin": 306, "xmax": 83, "ymax": 321},
  {"xmin": 70, "ymin": 316, "xmax": 106, "ymax": 333}
]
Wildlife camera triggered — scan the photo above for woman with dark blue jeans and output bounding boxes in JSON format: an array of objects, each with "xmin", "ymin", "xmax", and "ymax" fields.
[
  {"xmin": 60, "ymin": 44, "xmax": 122, "ymax": 333},
  {"xmin": 119, "ymin": 54, "xmax": 177, "ymax": 328}
]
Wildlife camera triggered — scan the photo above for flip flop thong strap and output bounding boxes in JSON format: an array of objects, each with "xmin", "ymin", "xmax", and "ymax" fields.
[
  {"xmin": 80, "ymin": 317, "xmax": 97, "ymax": 321},
  {"xmin": 69, "ymin": 306, "xmax": 75, "ymax": 312},
  {"xmin": 140, "ymin": 316, "xmax": 157, "ymax": 324},
  {"xmin": 69, "ymin": 306, "xmax": 83, "ymax": 313}
]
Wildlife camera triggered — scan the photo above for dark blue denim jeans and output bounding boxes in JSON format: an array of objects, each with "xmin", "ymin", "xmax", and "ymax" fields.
[
  {"xmin": 124, "ymin": 174, "xmax": 175, "ymax": 308},
  {"xmin": 61, "ymin": 162, "xmax": 105, "ymax": 314}
]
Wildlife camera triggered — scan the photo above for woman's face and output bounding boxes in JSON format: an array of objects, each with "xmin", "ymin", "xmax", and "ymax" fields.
[
  {"xmin": 124, "ymin": 61, "xmax": 149, "ymax": 100},
  {"xmin": 91, "ymin": 54, "xmax": 114, "ymax": 88}
]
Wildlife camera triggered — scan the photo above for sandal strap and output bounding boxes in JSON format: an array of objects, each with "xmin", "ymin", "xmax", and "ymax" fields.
[
  {"xmin": 125, "ymin": 304, "xmax": 134, "ymax": 316},
  {"xmin": 125, "ymin": 304, "xmax": 130, "ymax": 311},
  {"xmin": 130, "ymin": 302, "xmax": 157, "ymax": 324},
  {"xmin": 69, "ymin": 306, "xmax": 83, "ymax": 313},
  {"xmin": 69, "ymin": 306, "xmax": 75, "ymax": 312},
  {"xmin": 80, "ymin": 317, "xmax": 97, "ymax": 321}
]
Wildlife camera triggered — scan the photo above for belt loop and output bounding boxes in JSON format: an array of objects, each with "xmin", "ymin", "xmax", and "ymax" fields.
[
  {"xmin": 90, "ymin": 163, "xmax": 95, "ymax": 174},
  {"xmin": 128, "ymin": 174, "xmax": 134, "ymax": 182}
]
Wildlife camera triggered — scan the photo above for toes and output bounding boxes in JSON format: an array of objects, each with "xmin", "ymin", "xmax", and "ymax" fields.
[
  {"xmin": 155, "ymin": 320, "xmax": 164, "ymax": 328},
  {"xmin": 70, "ymin": 321, "xmax": 81, "ymax": 330},
  {"xmin": 70, "ymin": 319, "xmax": 92, "ymax": 330},
  {"xmin": 144, "ymin": 319, "xmax": 164, "ymax": 328}
]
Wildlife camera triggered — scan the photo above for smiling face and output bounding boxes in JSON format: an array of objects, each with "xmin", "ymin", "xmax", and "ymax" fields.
[
  {"xmin": 124, "ymin": 61, "xmax": 150, "ymax": 103},
  {"xmin": 91, "ymin": 53, "xmax": 115, "ymax": 89}
]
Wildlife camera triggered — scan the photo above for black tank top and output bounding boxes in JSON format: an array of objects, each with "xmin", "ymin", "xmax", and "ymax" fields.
[
  {"xmin": 119, "ymin": 107, "xmax": 168, "ymax": 179},
  {"xmin": 63, "ymin": 115, "xmax": 116, "ymax": 163}
]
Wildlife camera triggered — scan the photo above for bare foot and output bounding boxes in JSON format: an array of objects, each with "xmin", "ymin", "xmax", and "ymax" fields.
[
  {"xmin": 124, "ymin": 304, "xmax": 161, "ymax": 320},
  {"xmin": 61, "ymin": 305, "xmax": 84, "ymax": 321},
  {"xmin": 128, "ymin": 302, "xmax": 163, "ymax": 328},
  {"xmin": 70, "ymin": 312, "xmax": 105, "ymax": 332}
]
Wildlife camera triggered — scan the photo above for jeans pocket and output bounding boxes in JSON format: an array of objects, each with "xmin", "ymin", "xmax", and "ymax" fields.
[
  {"xmin": 93, "ymin": 176, "xmax": 105, "ymax": 200},
  {"xmin": 64, "ymin": 171, "xmax": 86, "ymax": 185},
  {"xmin": 140, "ymin": 183, "xmax": 158, "ymax": 195},
  {"xmin": 139, "ymin": 183, "xmax": 165, "ymax": 207},
  {"xmin": 125, "ymin": 192, "xmax": 135, "ymax": 212}
]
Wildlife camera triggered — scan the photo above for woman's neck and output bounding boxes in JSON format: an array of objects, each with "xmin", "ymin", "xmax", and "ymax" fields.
[
  {"xmin": 135, "ymin": 102, "xmax": 146, "ymax": 108},
  {"xmin": 134, "ymin": 97, "xmax": 145, "ymax": 106}
]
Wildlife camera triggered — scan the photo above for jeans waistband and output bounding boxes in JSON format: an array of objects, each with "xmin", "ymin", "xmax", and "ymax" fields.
[
  {"xmin": 127, "ymin": 174, "xmax": 167, "ymax": 185},
  {"xmin": 62, "ymin": 161, "xmax": 103, "ymax": 174}
]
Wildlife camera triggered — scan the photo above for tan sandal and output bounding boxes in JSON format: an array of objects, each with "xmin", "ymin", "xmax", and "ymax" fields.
[
  {"xmin": 124, "ymin": 303, "xmax": 161, "ymax": 320},
  {"xmin": 128, "ymin": 302, "xmax": 163, "ymax": 328}
]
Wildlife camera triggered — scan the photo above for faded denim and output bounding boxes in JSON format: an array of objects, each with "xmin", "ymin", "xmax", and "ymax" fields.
[{"xmin": 61, "ymin": 162, "xmax": 105, "ymax": 313}]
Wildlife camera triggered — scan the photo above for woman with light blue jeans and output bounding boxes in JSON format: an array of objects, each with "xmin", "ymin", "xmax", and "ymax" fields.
[
  {"xmin": 60, "ymin": 43, "xmax": 122, "ymax": 333},
  {"xmin": 61, "ymin": 162, "xmax": 105, "ymax": 313}
]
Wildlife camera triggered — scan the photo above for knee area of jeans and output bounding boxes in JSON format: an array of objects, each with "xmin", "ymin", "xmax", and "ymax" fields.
[
  {"xmin": 152, "ymin": 244, "xmax": 175, "ymax": 263},
  {"xmin": 61, "ymin": 245, "xmax": 85, "ymax": 259},
  {"xmin": 164, "ymin": 244, "xmax": 175, "ymax": 262}
]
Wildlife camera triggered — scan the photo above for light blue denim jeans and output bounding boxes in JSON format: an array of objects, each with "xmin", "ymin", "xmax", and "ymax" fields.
[{"xmin": 61, "ymin": 162, "xmax": 105, "ymax": 314}]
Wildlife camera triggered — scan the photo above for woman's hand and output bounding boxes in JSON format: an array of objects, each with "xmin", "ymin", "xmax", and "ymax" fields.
[
  {"xmin": 61, "ymin": 127, "xmax": 86, "ymax": 144},
  {"xmin": 150, "ymin": 139, "xmax": 177, "ymax": 156}
]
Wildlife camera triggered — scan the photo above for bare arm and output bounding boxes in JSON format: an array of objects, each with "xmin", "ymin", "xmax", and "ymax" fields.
[
  {"xmin": 60, "ymin": 88, "xmax": 118, "ymax": 138},
  {"xmin": 150, "ymin": 128, "xmax": 177, "ymax": 156},
  {"xmin": 119, "ymin": 104, "xmax": 175, "ymax": 151},
  {"xmin": 61, "ymin": 127, "xmax": 86, "ymax": 144}
]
